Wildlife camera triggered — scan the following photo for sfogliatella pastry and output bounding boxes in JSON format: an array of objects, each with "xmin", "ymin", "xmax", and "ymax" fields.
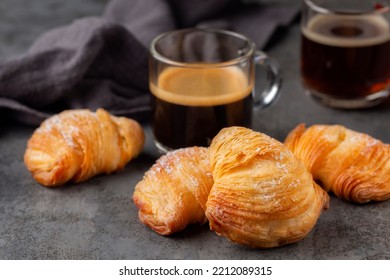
[
  {"xmin": 24, "ymin": 108, "xmax": 144, "ymax": 187},
  {"xmin": 133, "ymin": 147, "xmax": 213, "ymax": 235},
  {"xmin": 206, "ymin": 126, "xmax": 329, "ymax": 248},
  {"xmin": 284, "ymin": 124, "xmax": 390, "ymax": 203}
]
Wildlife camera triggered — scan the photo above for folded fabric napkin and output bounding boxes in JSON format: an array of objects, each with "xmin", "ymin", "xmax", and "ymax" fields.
[{"xmin": 0, "ymin": 0, "xmax": 299, "ymax": 125}]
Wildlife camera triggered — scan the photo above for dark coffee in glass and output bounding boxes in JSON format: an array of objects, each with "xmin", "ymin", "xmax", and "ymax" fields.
[
  {"xmin": 150, "ymin": 29, "xmax": 281, "ymax": 153},
  {"xmin": 151, "ymin": 66, "xmax": 253, "ymax": 149},
  {"xmin": 301, "ymin": 0, "xmax": 390, "ymax": 108}
]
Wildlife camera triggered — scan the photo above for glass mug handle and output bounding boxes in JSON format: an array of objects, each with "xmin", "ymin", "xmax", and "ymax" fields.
[{"xmin": 253, "ymin": 50, "xmax": 282, "ymax": 109}]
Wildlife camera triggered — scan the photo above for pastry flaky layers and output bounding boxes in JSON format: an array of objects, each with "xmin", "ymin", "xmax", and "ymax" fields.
[
  {"xmin": 133, "ymin": 147, "xmax": 214, "ymax": 235},
  {"xmin": 24, "ymin": 108, "xmax": 145, "ymax": 187},
  {"xmin": 133, "ymin": 127, "xmax": 329, "ymax": 248},
  {"xmin": 284, "ymin": 124, "xmax": 390, "ymax": 203},
  {"xmin": 207, "ymin": 127, "xmax": 329, "ymax": 248}
]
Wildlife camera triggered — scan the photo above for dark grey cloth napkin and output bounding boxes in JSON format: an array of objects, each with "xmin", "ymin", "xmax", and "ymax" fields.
[{"xmin": 0, "ymin": 0, "xmax": 299, "ymax": 125}]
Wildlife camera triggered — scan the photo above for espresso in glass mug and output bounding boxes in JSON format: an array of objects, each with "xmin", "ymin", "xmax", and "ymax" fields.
[
  {"xmin": 149, "ymin": 29, "xmax": 281, "ymax": 153},
  {"xmin": 301, "ymin": 0, "xmax": 390, "ymax": 108}
]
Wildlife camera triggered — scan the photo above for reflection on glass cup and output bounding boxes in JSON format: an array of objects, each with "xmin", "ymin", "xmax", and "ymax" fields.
[
  {"xmin": 301, "ymin": 0, "xmax": 390, "ymax": 109},
  {"xmin": 149, "ymin": 28, "xmax": 281, "ymax": 153}
]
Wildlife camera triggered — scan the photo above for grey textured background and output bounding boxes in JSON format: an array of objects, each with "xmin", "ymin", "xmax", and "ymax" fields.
[
  {"xmin": 0, "ymin": 0, "xmax": 107, "ymax": 60},
  {"xmin": 0, "ymin": 0, "xmax": 389, "ymax": 259}
]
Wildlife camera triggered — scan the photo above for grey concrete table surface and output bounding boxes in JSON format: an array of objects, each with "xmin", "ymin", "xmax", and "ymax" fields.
[{"xmin": 0, "ymin": 0, "xmax": 389, "ymax": 260}]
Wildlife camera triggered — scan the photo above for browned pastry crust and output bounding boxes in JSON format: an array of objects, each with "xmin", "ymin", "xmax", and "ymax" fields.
[
  {"xmin": 24, "ymin": 108, "xmax": 144, "ymax": 187},
  {"xmin": 133, "ymin": 127, "xmax": 329, "ymax": 247},
  {"xmin": 284, "ymin": 124, "xmax": 390, "ymax": 203},
  {"xmin": 206, "ymin": 126, "xmax": 329, "ymax": 248},
  {"xmin": 133, "ymin": 147, "xmax": 213, "ymax": 235}
]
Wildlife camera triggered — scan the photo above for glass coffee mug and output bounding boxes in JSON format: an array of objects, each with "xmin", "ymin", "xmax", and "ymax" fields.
[
  {"xmin": 149, "ymin": 29, "xmax": 281, "ymax": 153},
  {"xmin": 301, "ymin": 0, "xmax": 390, "ymax": 109}
]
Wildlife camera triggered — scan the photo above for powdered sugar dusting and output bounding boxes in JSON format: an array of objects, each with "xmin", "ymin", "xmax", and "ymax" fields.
[{"xmin": 36, "ymin": 111, "xmax": 87, "ymax": 149}]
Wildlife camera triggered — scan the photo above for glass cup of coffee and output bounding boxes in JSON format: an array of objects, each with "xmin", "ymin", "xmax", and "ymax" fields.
[
  {"xmin": 301, "ymin": 0, "xmax": 390, "ymax": 109},
  {"xmin": 149, "ymin": 28, "xmax": 282, "ymax": 153}
]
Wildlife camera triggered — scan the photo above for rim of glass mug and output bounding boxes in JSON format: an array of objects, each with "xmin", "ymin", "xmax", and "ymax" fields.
[
  {"xmin": 304, "ymin": 0, "xmax": 390, "ymax": 15},
  {"xmin": 149, "ymin": 28, "xmax": 257, "ymax": 68}
]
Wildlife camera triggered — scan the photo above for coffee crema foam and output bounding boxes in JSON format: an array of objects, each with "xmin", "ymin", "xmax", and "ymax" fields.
[
  {"xmin": 150, "ymin": 66, "xmax": 253, "ymax": 106},
  {"xmin": 302, "ymin": 14, "xmax": 390, "ymax": 47}
]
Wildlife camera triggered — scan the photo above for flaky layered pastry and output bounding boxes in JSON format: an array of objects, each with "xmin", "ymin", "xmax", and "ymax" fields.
[
  {"xmin": 206, "ymin": 126, "xmax": 329, "ymax": 248},
  {"xmin": 284, "ymin": 124, "xmax": 390, "ymax": 203},
  {"xmin": 24, "ymin": 108, "xmax": 144, "ymax": 187},
  {"xmin": 133, "ymin": 147, "xmax": 213, "ymax": 235}
]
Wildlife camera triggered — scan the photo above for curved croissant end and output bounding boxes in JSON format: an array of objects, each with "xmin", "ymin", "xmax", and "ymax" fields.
[
  {"xmin": 207, "ymin": 126, "xmax": 329, "ymax": 248},
  {"xmin": 284, "ymin": 124, "xmax": 390, "ymax": 203},
  {"xmin": 24, "ymin": 108, "xmax": 145, "ymax": 187},
  {"xmin": 133, "ymin": 147, "xmax": 213, "ymax": 235}
]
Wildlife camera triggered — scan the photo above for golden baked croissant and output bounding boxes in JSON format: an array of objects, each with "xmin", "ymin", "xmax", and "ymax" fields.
[
  {"xmin": 133, "ymin": 127, "xmax": 329, "ymax": 248},
  {"xmin": 24, "ymin": 108, "xmax": 145, "ymax": 187},
  {"xmin": 284, "ymin": 124, "xmax": 390, "ymax": 203},
  {"xmin": 133, "ymin": 147, "xmax": 213, "ymax": 235},
  {"xmin": 206, "ymin": 126, "xmax": 329, "ymax": 248}
]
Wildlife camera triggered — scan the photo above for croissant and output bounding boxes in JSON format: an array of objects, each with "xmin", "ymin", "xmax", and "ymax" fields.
[
  {"xmin": 284, "ymin": 124, "xmax": 390, "ymax": 203},
  {"xmin": 24, "ymin": 108, "xmax": 145, "ymax": 187},
  {"xmin": 133, "ymin": 147, "xmax": 213, "ymax": 235},
  {"xmin": 133, "ymin": 127, "xmax": 329, "ymax": 248},
  {"xmin": 206, "ymin": 126, "xmax": 329, "ymax": 248}
]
